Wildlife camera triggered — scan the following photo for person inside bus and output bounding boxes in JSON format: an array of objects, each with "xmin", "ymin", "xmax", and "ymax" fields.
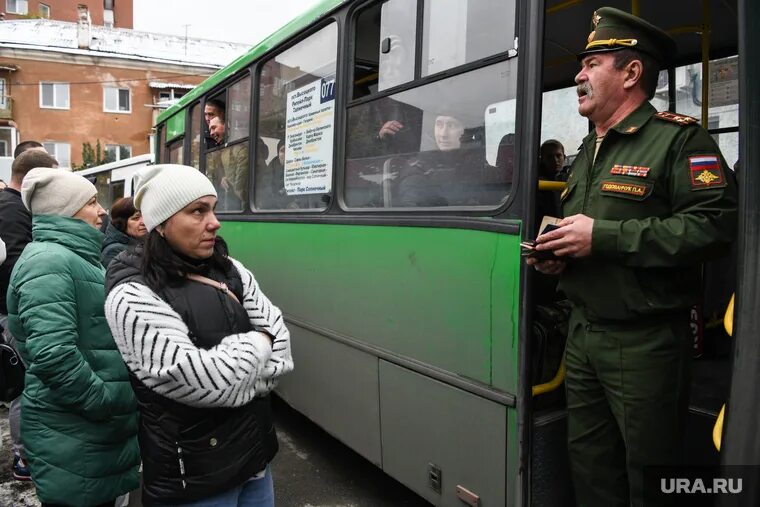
[
  {"xmin": 528, "ymin": 8, "xmax": 738, "ymax": 507},
  {"xmin": 101, "ymin": 197, "xmax": 147, "ymax": 268},
  {"xmin": 206, "ymin": 116, "xmax": 248, "ymax": 211},
  {"xmin": 535, "ymin": 139, "xmax": 566, "ymax": 221},
  {"xmin": 104, "ymin": 164, "xmax": 292, "ymax": 507},
  {"xmin": 539, "ymin": 139, "xmax": 567, "ymax": 181},
  {"xmin": 204, "ymin": 98, "xmax": 226, "ymax": 148},
  {"xmin": 395, "ymin": 112, "xmax": 494, "ymax": 207}
]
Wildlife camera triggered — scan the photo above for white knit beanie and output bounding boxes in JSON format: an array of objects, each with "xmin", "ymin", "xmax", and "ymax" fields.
[
  {"xmin": 134, "ymin": 164, "xmax": 217, "ymax": 232},
  {"xmin": 21, "ymin": 167, "xmax": 97, "ymax": 217}
]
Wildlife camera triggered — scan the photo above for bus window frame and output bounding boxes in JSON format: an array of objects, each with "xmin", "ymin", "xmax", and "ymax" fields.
[
  {"xmin": 250, "ymin": 18, "xmax": 342, "ymax": 214},
  {"xmin": 338, "ymin": 0, "xmax": 521, "ymax": 215},
  {"xmin": 199, "ymin": 71, "xmax": 254, "ymax": 213},
  {"xmin": 185, "ymin": 100, "xmax": 202, "ymax": 171}
]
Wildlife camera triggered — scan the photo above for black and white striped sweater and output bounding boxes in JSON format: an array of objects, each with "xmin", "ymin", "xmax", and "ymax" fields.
[{"xmin": 105, "ymin": 258, "xmax": 293, "ymax": 408}]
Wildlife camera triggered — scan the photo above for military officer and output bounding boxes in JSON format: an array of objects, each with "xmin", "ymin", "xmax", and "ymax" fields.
[{"xmin": 528, "ymin": 7, "xmax": 738, "ymax": 507}]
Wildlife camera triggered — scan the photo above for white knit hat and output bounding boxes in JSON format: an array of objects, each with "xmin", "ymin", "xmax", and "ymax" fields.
[
  {"xmin": 21, "ymin": 167, "xmax": 97, "ymax": 217},
  {"xmin": 134, "ymin": 164, "xmax": 217, "ymax": 232}
]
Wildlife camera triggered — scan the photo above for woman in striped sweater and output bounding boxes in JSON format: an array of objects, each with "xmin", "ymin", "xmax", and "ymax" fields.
[{"xmin": 104, "ymin": 164, "xmax": 293, "ymax": 507}]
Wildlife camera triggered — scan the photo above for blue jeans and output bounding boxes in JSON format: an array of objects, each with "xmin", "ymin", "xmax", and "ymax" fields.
[{"xmin": 166, "ymin": 467, "xmax": 274, "ymax": 507}]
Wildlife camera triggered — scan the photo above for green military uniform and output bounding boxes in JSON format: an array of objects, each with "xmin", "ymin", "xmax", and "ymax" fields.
[
  {"xmin": 206, "ymin": 142, "xmax": 249, "ymax": 211},
  {"xmin": 559, "ymin": 7, "xmax": 738, "ymax": 507}
]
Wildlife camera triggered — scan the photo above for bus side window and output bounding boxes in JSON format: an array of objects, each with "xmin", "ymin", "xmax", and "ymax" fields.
[
  {"xmin": 254, "ymin": 23, "xmax": 338, "ymax": 211},
  {"xmin": 345, "ymin": 61, "xmax": 517, "ymax": 209}
]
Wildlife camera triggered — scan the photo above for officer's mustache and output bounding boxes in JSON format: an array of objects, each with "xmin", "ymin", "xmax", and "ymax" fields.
[{"xmin": 577, "ymin": 83, "xmax": 594, "ymax": 98}]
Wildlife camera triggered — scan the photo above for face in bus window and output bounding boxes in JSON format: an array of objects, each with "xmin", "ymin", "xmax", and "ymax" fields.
[
  {"xmin": 539, "ymin": 142, "xmax": 566, "ymax": 179},
  {"xmin": 434, "ymin": 115, "xmax": 465, "ymax": 152},
  {"xmin": 209, "ymin": 116, "xmax": 226, "ymax": 145},
  {"xmin": 278, "ymin": 144, "xmax": 285, "ymax": 165},
  {"xmin": 159, "ymin": 196, "xmax": 221, "ymax": 260},
  {"xmin": 575, "ymin": 53, "xmax": 631, "ymax": 124},
  {"xmin": 204, "ymin": 103, "xmax": 223, "ymax": 126}
]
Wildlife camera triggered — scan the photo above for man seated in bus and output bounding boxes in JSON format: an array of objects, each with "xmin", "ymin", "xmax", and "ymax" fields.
[
  {"xmin": 206, "ymin": 116, "xmax": 248, "ymax": 211},
  {"xmin": 395, "ymin": 112, "xmax": 497, "ymax": 207}
]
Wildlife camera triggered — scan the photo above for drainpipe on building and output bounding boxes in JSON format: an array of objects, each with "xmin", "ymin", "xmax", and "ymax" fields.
[{"xmin": 77, "ymin": 5, "xmax": 92, "ymax": 50}]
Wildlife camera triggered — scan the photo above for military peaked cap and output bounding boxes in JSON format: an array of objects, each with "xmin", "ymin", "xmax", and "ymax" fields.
[{"xmin": 578, "ymin": 7, "xmax": 677, "ymax": 66}]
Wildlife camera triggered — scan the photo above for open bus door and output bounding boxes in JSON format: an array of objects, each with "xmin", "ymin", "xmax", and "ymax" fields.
[
  {"xmin": 522, "ymin": 1, "xmax": 748, "ymax": 506},
  {"xmin": 719, "ymin": 0, "xmax": 760, "ymax": 504}
]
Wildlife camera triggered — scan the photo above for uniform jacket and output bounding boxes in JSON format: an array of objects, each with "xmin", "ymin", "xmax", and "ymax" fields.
[
  {"xmin": 6, "ymin": 215, "xmax": 140, "ymax": 505},
  {"xmin": 560, "ymin": 102, "xmax": 738, "ymax": 321},
  {"xmin": 101, "ymin": 222, "xmax": 136, "ymax": 268},
  {"xmin": 104, "ymin": 248, "xmax": 293, "ymax": 504},
  {"xmin": 0, "ymin": 188, "xmax": 32, "ymax": 314},
  {"xmin": 207, "ymin": 143, "xmax": 249, "ymax": 210}
]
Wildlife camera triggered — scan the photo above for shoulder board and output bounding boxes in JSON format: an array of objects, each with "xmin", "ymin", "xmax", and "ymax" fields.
[{"xmin": 654, "ymin": 111, "xmax": 699, "ymax": 126}]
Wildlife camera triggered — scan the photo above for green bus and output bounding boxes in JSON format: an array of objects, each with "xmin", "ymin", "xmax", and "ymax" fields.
[{"xmin": 154, "ymin": 0, "xmax": 759, "ymax": 505}]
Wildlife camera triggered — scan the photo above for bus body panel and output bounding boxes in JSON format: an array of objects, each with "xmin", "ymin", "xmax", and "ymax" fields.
[
  {"xmin": 379, "ymin": 360, "xmax": 508, "ymax": 507},
  {"xmin": 275, "ymin": 325, "xmax": 382, "ymax": 466},
  {"xmin": 222, "ymin": 220, "xmax": 521, "ymax": 390}
]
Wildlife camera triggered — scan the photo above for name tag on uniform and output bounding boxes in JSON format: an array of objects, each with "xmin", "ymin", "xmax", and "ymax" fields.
[
  {"xmin": 601, "ymin": 181, "xmax": 651, "ymax": 199},
  {"xmin": 609, "ymin": 164, "xmax": 650, "ymax": 177}
]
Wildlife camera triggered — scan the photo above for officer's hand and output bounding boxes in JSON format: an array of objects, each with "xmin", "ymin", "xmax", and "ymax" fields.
[
  {"xmin": 526, "ymin": 257, "xmax": 567, "ymax": 275},
  {"xmin": 379, "ymin": 120, "xmax": 404, "ymax": 139},
  {"xmin": 535, "ymin": 214, "xmax": 594, "ymax": 258}
]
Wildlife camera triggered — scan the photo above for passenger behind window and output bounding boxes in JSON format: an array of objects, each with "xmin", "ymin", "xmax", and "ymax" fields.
[
  {"xmin": 395, "ymin": 112, "xmax": 503, "ymax": 207},
  {"xmin": 539, "ymin": 139, "xmax": 567, "ymax": 182},
  {"xmin": 206, "ymin": 116, "xmax": 248, "ymax": 211},
  {"xmin": 256, "ymin": 138, "xmax": 324, "ymax": 211},
  {"xmin": 204, "ymin": 98, "xmax": 226, "ymax": 148},
  {"xmin": 536, "ymin": 139, "xmax": 566, "ymax": 223}
]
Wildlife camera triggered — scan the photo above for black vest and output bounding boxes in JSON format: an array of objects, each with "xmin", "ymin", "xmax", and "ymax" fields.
[{"xmin": 134, "ymin": 265, "xmax": 278, "ymax": 505}]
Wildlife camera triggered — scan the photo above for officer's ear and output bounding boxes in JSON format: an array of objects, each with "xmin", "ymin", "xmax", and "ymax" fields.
[{"xmin": 622, "ymin": 59, "xmax": 644, "ymax": 91}]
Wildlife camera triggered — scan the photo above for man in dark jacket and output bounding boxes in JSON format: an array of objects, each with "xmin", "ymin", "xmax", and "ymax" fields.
[{"xmin": 0, "ymin": 146, "xmax": 58, "ymax": 481}]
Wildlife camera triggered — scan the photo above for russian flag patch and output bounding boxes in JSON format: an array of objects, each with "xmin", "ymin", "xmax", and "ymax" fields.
[{"xmin": 689, "ymin": 155, "xmax": 726, "ymax": 190}]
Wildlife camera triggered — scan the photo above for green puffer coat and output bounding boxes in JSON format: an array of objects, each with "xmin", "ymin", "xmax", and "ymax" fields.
[{"xmin": 7, "ymin": 215, "xmax": 140, "ymax": 505}]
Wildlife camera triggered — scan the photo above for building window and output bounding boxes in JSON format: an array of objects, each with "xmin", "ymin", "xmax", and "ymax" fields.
[
  {"xmin": 39, "ymin": 82, "xmax": 70, "ymax": 109},
  {"xmin": 42, "ymin": 142, "xmax": 71, "ymax": 168},
  {"xmin": 104, "ymin": 87, "xmax": 131, "ymax": 113},
  {"xmin": 6, "ymin": 0, "xmax": 28, "ymax": 15},
  {"xmin": 105, "ymin": 144, "xmax": 131, "ymax": 162},
  {"xmin": 38, "ymin": 3, "xmax": 50, "ymax": 18},
  {"xmin": 0, "ymin": 128, "xmax": 11, "ymax": 157}
]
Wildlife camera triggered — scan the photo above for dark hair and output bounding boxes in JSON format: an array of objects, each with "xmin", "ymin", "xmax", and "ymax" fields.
[
  {"xmin": 110, "ymin": 197, "xmax": 137, "ymax": 234},
  {"xmin": 14, "ymin": 140, "xmax": 43, "ymax": 159},
  {"xmin": 11, "ymin": 150, "xmax": 58, "ymax": 180},
  {"xmin": 206, "ymin": 98, "xmax": 226, "ymax": 121},
  {"xmin": 277, "ymin": 139, "xmax": 285, "ymax": 151},
  {"xmin": 141, "ymin": 230, "xmax": 233, "ymax": 293},
  {"xmin": 613, "ymin": 49, "xmax": 660, "ymax": 100},
  {"xmin": 540, "ymin": 139, "xmax": 565, "ymax": 155}
]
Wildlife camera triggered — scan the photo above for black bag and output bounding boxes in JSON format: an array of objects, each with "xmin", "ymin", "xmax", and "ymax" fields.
[{"xmin": 0, "ymin": 341, "xmax": 24, "ymax": 402}]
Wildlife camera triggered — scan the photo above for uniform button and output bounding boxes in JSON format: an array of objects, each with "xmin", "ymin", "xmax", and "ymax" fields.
[{"xmin": 210, "ymin": 437, "xmax": 218, "ymax": 447}]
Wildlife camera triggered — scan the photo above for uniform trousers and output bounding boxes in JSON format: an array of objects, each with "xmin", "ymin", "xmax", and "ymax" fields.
[{"xmin": 565, "ymin": 307, "xmax": 692, "ymax": 507}]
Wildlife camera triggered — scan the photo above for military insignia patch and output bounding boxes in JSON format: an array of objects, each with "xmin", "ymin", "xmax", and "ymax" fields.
[
  {"xmin": 610, "ymin": 165, "xmax": 650, "ymax": 177},
  {"xmin": 601, "ymin": 181, "xmax": 649, "ymax": 197},
  {"xmin": 689, "ymin": 155, "xmax": 725, "ymax": 189},
  {"xmin": 655, "ymin": 111, "xmax": 698, "ymax": 125}
]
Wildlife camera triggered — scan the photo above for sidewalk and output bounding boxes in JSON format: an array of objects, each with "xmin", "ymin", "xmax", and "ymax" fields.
[{"xmin": 0, "ymin": 404, "xmax": 39, "ymax": 506}]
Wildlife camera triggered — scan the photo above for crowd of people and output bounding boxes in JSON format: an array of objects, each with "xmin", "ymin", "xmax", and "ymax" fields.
[{"xmin": 0, "ymin": 141, "xmax": 293, "ymax": 506}]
